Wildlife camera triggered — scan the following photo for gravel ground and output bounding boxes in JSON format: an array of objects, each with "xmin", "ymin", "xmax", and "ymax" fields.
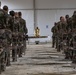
[{"xmin": 1, "ymin": 43, "xmax": 76, "ymax": 75}]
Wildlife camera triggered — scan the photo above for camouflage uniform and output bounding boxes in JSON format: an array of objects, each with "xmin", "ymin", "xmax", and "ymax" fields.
[
  {"xmin": 56, "ymin": 19, "xmax": 67, "ymax": 52},
  {"xmin": 8, "ymin": 15, "xmax": 19, "ymax": 62},
  {"xmin": 70, "ymin": 11, "xmax": 76, "ymax": 62},
  {"xmin": 4, "ymin": 13, "xmax": 12, "ymax": 66},
  {"xmin": 18, "ymin": 17, "xmax": 27, "ymax": 56},
  {"xmin": 56, "ymin": 22, "xmax": 61, "ymax": 52},
  {"xmin": 64, "ymin": 16, "xmax": 72, "ymax": 59},
  {"xmin": 51, "ymin": 23, "xmax": 57, "ymax": 48},
  {"xmin": 0, "ymin": 9, "xmax": 7, "ymax": 73}
]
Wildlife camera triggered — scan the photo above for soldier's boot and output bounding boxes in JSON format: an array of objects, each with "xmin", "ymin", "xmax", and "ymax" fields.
[
  {"xmin": 55, "ymin": 39, "xmax": 58, "ymax": 49},
  {"xmin": 1, "ymin": 65, "xmax": 6, "ymax": 72},
  {"xmin": 52, "ymin": 40, "xmax": 54, "ymax": 48},
  {"xmin": 23, "ymin": 41, "xmax": 27, "ymax": 55},
  {"xmin": 1, "ymin": 58, "xmax": 6, "ymax": 72},
  {"xmin": 71, "ymin": 51, "xmax": 74, "ymax": 60},
  {"xmin": 72, "ymin": 56, "xmax": 76, "ymax": 63},
  {"xmin": 52, "ymin": 38, "xmax": 54, "ymax": 48},
  {"xmin": 12, "ymin": 58, "xmax": 15, "ymax": 62},
  {"xmin": 18, "ymin": 48, "xmax": 20, "ymax": 57},
  {"xmin": 6, "ymin": 59, "xmax": 10, "ymax": 66},
  {"xmin": 65, "ymin": 52, "xmax": 69, "ymax": 59},
  {"xmin": 23, "ymin": 46, "xmax": 26, "ymax": 55},
  {"xmin": 12, "ymin": 49, "xmax": 15, "ymax": 62},
  {"xmin": 0, "ymin": 60, "xmax": 1, "ymax": 74},
  {"xmin": 72, "ymin": 51, "xmax": 76, "ymax": 63},
  {"xmin": 15, "ymin": 50, "xmax": 17, "ymax": 61},
  {"xmin": 18, "ymin": 48, "xmax": 22, "ymax": 57},
  {"xmin": 52, "ymin": 43, "xmax": 55, "ymax": 48},
  {"xmin": 12, "ymin": 56, "xmax": 17, "ymax": 62},
  {"xmin": 57, "ymin": 45, "xmax": 60, "ymax": 52},
  {"xmin": 12, "ymin": 49, "xmax": 17, "ymax": 62},
  {"xmin": 6, "ymin": 52, "xmax": 11, "ymax": 66},
  {"xmin": 56, "ymin": 43, "xmax": 57, "ymax": 49},
  {"xmin": 14, "ymin": 51, "xmax": 17, "ymax": 62},
  {"xmin": 12, "ymin": 55, "xmax": 17, "ymax": 62}
]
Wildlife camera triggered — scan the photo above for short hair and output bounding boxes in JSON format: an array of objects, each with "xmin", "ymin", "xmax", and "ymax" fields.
[
  {"xmin": 74, "ymin": 11, "xmax": 76, "ymax": 14},
  {"xmin": 18, "ymin": 12, "xmax": 22, "ymax": 17},
  {"xmin": 60, "ymin": 16, "xmax": 63, "ymax": 20},
  {"xmin": 73, "ymin": 11, "xmax": 76, "ymax": 15},
  {"xmin": 65, "ymin": 15, "xmax": 69, "ymax": 18},
  {"xmin": 3, "ymin": 5, "xmax": 8, "ymax": 11},
  {"xmin": 9, "ymin": 11, "xmax": 15, "ymax": 16},
  {"xmin": 54, "ymin": 22, "xmax": 57, "ymax": 25}
]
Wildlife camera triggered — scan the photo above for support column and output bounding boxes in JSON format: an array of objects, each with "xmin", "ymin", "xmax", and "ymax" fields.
[
  {"xmin": 33, "ymin": 0, "xmax": 37, "ymax": 29},
  {"xmin": 0, "ymin": 1, "xmax": 1, "ymax": 8}
]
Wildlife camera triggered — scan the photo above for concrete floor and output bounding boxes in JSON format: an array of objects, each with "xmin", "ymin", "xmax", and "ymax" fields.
[{"xmin": 1, "ymin": 43, "xmax": 76, "ymax": 75}]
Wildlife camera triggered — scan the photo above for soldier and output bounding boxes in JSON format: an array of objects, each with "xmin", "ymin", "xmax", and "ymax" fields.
[
  {"xmin": 52, "ymin": 12, "xmax": 76, "ymax": 61},
  {"xmin": 72, "ymin": 11, "xmax": 76, "ymax": 33},
  {"xmin": 70, "ymin": 11, "xmax": 76, "ymax": 62},
  {"xmin": 65, "ymin": 15, "xmax": 72, "ymax": 33},
  {"xmin": 51, "ymin": 22, "xmax": 57, "ymax": 48},
  {"xmin": 8, "ymin": 11, "xmax": 19, "ymax": 62},
  {"xmin": 13, "ymin": 12, "xmax": 19, "ymax": 61},
  {"xmin": 0, "ymin": 5, "xmax": 9, "ymax": 73},
  {"xmin": 55, "ymin": 22, "xmax": 61, "ymax": 51},
  {"xmin": 56, "ymin": 16, "xmax": 67, "ymax": 52},
  {"xmin": 18, "ymin": 12, "xmax": 28, "ymax": 56},
  {"xmin": 3, "ymin": 5, "xmax": 11, "ymax": 66}
]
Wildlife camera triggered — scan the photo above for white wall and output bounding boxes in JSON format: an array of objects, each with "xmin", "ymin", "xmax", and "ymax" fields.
[
  {"xmin": 1, "ymin": 0, "xmax": 33, "ymax": 9},
  {"xmin": 36, "ymin": 0, "xmax": 76, "ymax": 9},
  {"xmin": 1, "ymin": 0, "xmax": 76, "ymax": 41},
  {"xmin": 36, "ymin": 10, "xmax": 56, "ymax": 36}
]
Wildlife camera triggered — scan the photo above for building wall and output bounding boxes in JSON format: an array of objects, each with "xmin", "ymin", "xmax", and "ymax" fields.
[
  {"xmin": 36, "ymin": 0, "xmax": 76, "ymax": 9},
  {"xmin": 1, "ymin": 0, "xmax": 33, "ymax": 9}
]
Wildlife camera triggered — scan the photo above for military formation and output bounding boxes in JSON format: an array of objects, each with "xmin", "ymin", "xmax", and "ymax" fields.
[
  {"xmin": 0, "ymin": 4, "xmax": 28, "ymax": 74},
  {"xmin": 1, "ymin": 2, "xmax": 76, "ymax": 74},
  {"xmin": 51, "ymin": 11, "xmax": 76, "ymax": 63}
]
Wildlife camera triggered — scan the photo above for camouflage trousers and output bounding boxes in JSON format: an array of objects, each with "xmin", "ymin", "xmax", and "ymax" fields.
[
  {"xmin": 12, "ymin": 42, "xmax": 17, "ymax": 62},
  {"xmin": 23, "ymin": 39, "xmax": 27, "ymax": 55},
  {"xmin": 0, "ymin": 50, "xmax": 6, "ymax": 73},
  {"xmin": 52, "ymin": 36, "xmax": 56, "ymax": 48},
  {"xmin": 5, "ymin": 48, "xmax": 10, "ymax": 66},
  {"xmin": 17, "ymin": 46, "xmax": 23, "ymax": 57}
]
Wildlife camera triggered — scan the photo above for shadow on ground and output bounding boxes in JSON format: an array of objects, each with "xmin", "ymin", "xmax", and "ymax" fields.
[{"xmin": 28, "ymin": 73, "xmax": 69, "ymax": 75}]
